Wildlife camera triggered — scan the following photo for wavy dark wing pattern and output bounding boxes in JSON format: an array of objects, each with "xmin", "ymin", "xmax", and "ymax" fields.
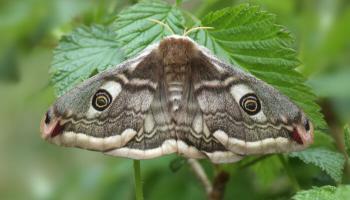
[
  {"xmin": 108, "ymin": 46, "xmax": 231, "ymax": 161},
  {"xmin": 103, "ymin": 51, "xmax": 177, "ymax": 158},
  {"xmin": 44, "ymin": 48, "xmax": 169, "ymax": 154},
  {"xmin": 192, "ymin": 49, "xmax": 306, "ymax": 158}
]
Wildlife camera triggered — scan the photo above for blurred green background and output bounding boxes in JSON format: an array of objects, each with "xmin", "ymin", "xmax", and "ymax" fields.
[{"xmin": 0, "ymin": 0, "xmax": 349, "ymax": 199}]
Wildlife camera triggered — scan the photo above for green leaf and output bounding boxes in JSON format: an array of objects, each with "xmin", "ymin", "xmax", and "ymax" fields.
[
  {"xmin": 250, "ymin": 155, "xmax": 283, "ymax": 188},
  {"xmin": 111, "ymin": 0, "xmax": 185, "ymax": 58},
  {"xmin": 344, "ymin": 124, "xmax": 350, "ymax": 157},
  {"xmin": 190, "ymin": 4, "xmax": 326, "ymax": 131},
  {"xmin": 312, "ymin": 130, "xmax": 335, "ymax": 150},
  {"xmin": 51, "ymin": 24, "xmax": 124, "ymax": 96},
  {"xmin": 290, "ymin": 148, "xmax": 345, "ymax": 183},
  {"xmin": 292, "ymin": 185, "xmax": 350, "ymax": 200}
]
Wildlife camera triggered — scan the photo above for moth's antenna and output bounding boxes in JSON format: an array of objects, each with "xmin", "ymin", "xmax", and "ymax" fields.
[
  {"xmin": 148, "ymin": 18, "xmax": 175, "ymax": 35},
  {"xmin": 182, "ymin": 27, "xmax": 188, "ymax": 36},
  {"xmin": 183, "ymin": 26, "xmax": 214, "ymax": 36}
]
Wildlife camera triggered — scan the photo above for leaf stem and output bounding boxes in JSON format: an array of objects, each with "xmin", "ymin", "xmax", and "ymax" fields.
[
  {"xmin": 278, "ymin": 155, "xmax": 301, "ymax": 191},
  {"xmin": 133, "ymin": 160, "xmax": 144, "ymax": 200}
]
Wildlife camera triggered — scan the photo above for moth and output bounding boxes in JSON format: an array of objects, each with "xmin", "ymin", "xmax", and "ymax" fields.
[{"xmin": 40, "ymin": 35, "xmax": 314, "ymax": 163}]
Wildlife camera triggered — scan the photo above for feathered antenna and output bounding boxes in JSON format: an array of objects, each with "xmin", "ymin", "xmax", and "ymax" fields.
[
  {"xmin": 148, "ymin": 18, "xmax": 175, "ymax": 35},
  {"xmin": 183, "ymin": 26, "xmax": 214, "ymax": 36}
]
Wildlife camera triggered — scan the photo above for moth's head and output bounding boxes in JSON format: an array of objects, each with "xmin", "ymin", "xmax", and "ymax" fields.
[{"xmin": 228, "ymin": 75, "xmax": 314, "ymax": 152}]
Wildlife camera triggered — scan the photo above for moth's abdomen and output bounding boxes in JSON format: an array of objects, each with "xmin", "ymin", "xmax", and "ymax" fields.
[{"xmin": 165, "ymin": 64, "xmax": 188, "ymax": 112}]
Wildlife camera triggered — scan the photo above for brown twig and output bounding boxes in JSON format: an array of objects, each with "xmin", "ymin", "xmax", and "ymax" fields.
[
  {"xmin": 187, "ymin": 159, "xmax": 230, "ymax": 200},
  {"xmin": 209, "ymin": 170, "xmax": 230, "ymax": 200}
]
